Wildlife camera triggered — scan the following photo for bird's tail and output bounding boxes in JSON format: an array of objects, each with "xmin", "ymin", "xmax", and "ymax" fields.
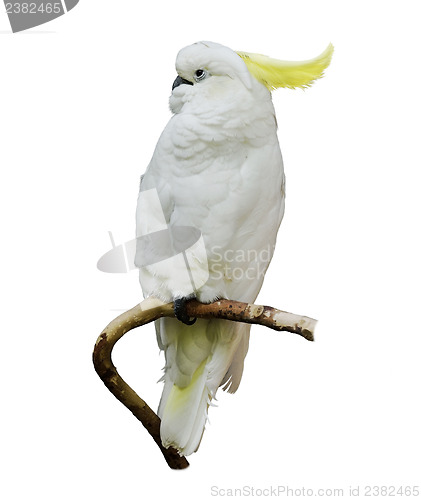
[
  {"xmin": 156, "ymin": 317, "xmax": 247, "ymax": 456},
  {"xmin": 158, "ymin": 357, "xmax": 211, "ymax": 456}
]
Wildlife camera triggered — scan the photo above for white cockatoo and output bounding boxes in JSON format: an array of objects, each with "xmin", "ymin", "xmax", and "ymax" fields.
[{"xmin": 135, "ymin": 41, "xmax": 332, "ymax": 456}]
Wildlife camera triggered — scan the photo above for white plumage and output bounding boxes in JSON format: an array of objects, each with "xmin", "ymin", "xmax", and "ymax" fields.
[{"xmin": 135, "ymin": 41, "xmax": 285, "ymax": 456}]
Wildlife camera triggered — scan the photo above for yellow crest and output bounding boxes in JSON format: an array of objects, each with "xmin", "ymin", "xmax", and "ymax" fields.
[{"xmin": 236, "ymin": 43, "xmax": 334, "ymax": 91}]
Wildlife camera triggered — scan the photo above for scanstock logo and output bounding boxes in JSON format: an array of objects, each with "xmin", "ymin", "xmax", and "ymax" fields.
[
  {"xmin": 4, "ymin": 0, "xmax": 79, "ymax": 33},
  {"xmin": 97, "ymin": 189, "xmax": 209, "ymax": 297}
]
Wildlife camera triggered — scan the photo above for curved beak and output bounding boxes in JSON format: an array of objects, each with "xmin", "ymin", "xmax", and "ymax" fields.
[{"xmin": 172, "ymin": 75, "xmax": 193, "ymax": 90}]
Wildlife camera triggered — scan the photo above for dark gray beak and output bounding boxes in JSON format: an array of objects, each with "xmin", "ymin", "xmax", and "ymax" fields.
[{"xmin": 172, "ymin": 75, "xmax": 193, "ymax": 90}]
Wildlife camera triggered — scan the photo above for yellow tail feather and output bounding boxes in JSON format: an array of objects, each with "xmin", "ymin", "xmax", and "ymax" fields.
[{"xmin": 237, "ymin": 43, "xmax": 334, "ymax": 91}]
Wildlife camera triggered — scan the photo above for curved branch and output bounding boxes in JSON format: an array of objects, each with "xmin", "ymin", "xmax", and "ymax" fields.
[
  {"xmin": 93, "ymin": 297, "xmax": 317, "ymax": 469},
  {"xmin": 92, "ymin": 298, "xmax": 188, "ymax": 469}
]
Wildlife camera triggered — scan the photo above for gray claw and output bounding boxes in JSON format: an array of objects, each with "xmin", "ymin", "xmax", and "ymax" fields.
[{"xmin": 174, "ymin": 298, "xmax": 196, "ymax": 325}]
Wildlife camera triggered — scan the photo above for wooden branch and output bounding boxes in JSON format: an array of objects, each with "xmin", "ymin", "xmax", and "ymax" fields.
[
  {"xmin": 184, "ymin": 299, "xmax": 316, "ymax": 341},
  {"xmin": 93, "ymin": 297, "xmax": 317, "ymax": 470}
]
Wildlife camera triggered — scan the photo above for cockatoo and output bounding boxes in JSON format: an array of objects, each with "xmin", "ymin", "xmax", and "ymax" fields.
[{"xmin": 135, "ymin": 41, "xmax": 333, "ymax": 456}]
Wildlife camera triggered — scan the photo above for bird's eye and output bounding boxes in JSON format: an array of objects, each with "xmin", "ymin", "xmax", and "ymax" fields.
[{"xmin": 194, "ymin": 69, "xmax": 207, "ymax": 82}]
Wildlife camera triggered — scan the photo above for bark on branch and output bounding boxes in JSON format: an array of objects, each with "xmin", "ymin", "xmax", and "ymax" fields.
[{"xmin": 92, "ymin": 298, "xmax": 317, "ymax": 470}]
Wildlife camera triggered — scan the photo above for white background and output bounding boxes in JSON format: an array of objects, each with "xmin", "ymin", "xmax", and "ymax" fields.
[{"xmin": 1, "ymin": 1, "xmax": 420, "ymax": 498}]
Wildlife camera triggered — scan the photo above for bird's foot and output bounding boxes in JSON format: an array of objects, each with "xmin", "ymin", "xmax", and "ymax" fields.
[{"xmin": 174, "ymin": 297, "xmax": 196, "ymax": 325}]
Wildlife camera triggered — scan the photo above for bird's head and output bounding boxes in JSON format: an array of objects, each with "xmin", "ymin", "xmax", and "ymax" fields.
[
  {"xmin": 172, "ymin": 41, "xmax": 253, "ymax": 92},
  {"xmin": 169, "ymin": 41, "xmax": 254, "ymax": 114}
]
